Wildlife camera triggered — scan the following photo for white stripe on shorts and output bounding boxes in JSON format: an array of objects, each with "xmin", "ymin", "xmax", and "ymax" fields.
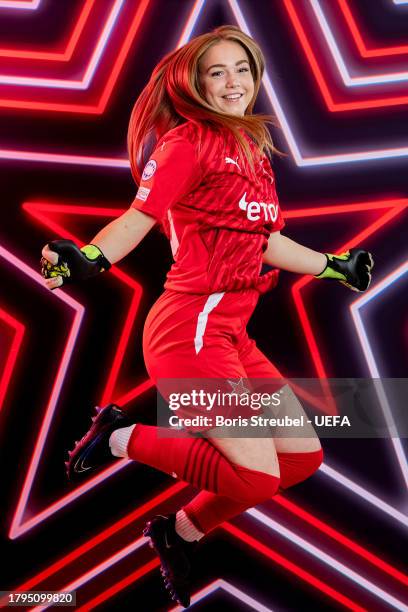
[{"xmin": 194, "ymin": 292, "xmax": 225, "ymax": 354}]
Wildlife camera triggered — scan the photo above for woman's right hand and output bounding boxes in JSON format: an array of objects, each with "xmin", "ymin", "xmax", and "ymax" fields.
[
  {"xmin": 41, "ymin": 239, "xmax": 112, "ymax": 291},
  {"xmin": 41, "ymin": 244, "xmax": 66, "ymax": 290}
]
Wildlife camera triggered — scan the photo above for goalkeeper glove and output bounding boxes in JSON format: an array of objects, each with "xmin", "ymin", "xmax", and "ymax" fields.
[
  {"xmin": 314, "ymin": 248, "xmax": 373, "ymax": 292},
  {"xmin": 41, "ymin": 239, "xmax": 111, "ymax": 287}
]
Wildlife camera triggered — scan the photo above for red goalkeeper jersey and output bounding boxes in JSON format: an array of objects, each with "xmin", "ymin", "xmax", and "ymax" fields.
[{"xmin": 131, "ymin": 121, "xmax": 285, "ymax": 294}]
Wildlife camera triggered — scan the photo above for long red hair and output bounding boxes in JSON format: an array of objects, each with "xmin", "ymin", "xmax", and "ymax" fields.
[{"xmin": 128, "ymin": 25, "xmax": 279, "ymax": 184}]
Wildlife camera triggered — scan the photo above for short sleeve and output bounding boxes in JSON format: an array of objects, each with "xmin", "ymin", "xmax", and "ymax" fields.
[
  {"xmin": 271, "ymin": 203, "xmax": 285, "ymax": 232},
  {"xmin": 131, "ymin": 133, "xmax": 201, "ymax": 222},
  {"xmin": 270, "ymin": 174, "xmax": 285, "ymax": 232}
]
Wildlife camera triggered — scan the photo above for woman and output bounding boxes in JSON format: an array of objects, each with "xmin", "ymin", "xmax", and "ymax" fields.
[{"xmin": 41, "ymin": 26, "xmax": 373, "ymax": 608}]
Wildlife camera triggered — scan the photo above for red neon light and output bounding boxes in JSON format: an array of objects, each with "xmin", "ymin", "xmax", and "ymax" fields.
[
  {"xmin": 22, "ymin": 202, "xmax": 144, "ymax": 412},
  {"xmin": 0, "ymin": 308, "xmax": 25, "ymax": 412},
  {"xmin": 75, "ymin": 559, "xmax": 160, "ymax": 611},
  {"xmin": 274, "ymin": 496, "xmax": 408, "ymax": 586},
  {"xmin": 0, "ymin": 0, "xmax": 151, "ymax": 114},
  {"xmin": 17, "ymin": 482, "xmax": 186, "ymax": 590},
  {"xmin": 291, "ymin": 199, "xmax": 407, "ymax": 383},
  {"xmin": 15, "ymin": 198, "xmax": 405, "ymax": 535},
  {"xmin": 338, "ymin": 0, "xmax": 408, "ymax": 58},
  {"xmin": 9, "ymin": 202, "xmax": 145, "ymax": 538},
  {"xmin": 0, "ymin": 0, "xmax": 95, "ymax": 61},
  {"xmin": 11, "ymin": 198, "xmax": 406, "ymax": 609},
  {"xmin": 283, "ymin": 0, "xmax": 408, "ymax": 111},
  {"xmin": 224, "ymin": 524, "xmax": 367, "ymax": 612}
]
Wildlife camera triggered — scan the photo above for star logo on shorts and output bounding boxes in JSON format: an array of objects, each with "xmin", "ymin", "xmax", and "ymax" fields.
[{"xmin": 227, "ymin": 377, "xmax": 250, "ymax": 396}]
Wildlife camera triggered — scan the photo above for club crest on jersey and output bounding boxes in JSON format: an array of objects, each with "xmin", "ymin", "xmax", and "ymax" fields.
[
  {"xmin": 239, "ymin": 192, "xmax": 279, "ymax": 223},
  {"xmin": 142, "ymin": 159, "xmax": 157, "ymax": 181}
]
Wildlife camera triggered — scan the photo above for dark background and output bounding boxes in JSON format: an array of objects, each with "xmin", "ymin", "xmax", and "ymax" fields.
[{"xmin": 0, "ymin": 0, "xmax": 407, "ymax": 610}]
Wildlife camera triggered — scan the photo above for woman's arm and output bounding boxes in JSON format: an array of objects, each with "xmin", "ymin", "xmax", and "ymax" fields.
[
  {"xmin": 89, "ymin": 207, "xmax": 156, "ymax": 264},
  {"xmin": 262, "ymin": 231, "xmax": 327, "ymax": 275},
  {"xmin": 42, "ymin": 207, "xmax": 157, "ymax": 289}
]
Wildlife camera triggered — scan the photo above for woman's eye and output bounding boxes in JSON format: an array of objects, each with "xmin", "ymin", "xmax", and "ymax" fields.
[
  {"xmin": 211, "ymin": 71, "xmax": 223, "ymax": 77},
  {"xmin": 239, "ymin": 67, "xmax": 249, "ymax": 72}
]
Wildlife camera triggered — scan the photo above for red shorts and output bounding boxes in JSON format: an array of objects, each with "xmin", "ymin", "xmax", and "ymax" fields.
[{"xmin": 143, "ymin": 288, "xmax": 283, "ymax": 429}]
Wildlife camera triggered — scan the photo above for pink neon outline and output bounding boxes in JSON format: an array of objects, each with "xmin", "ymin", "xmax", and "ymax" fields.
[
  {"xmin": 14, "ymin": 202, "xmax": 408, "ymax": 603},
  {"xmin": 5, "ymin": 3, "xmax": 404, "ymax": 608},
  {"xmin": 350, "ymin": 262, "xmax": 408, "ymax": 491},
  {"xmin": 290, "ymin": 199, "xmax": 407, "ymax": 395},
  {"xmin": 0, "ymin": 0, "xmax": 95, "ymax": 62},
  {"xmin": 0, "ymin": 0, "xmax": 151, "ymax": 114},
  {"xmin": 9, "ymin": 2, "xmax": 408, "ymax": 540},
  {"xmin": 9, "ymin": 202, "xmax": 145, "ymax": 538},
  {"xmin": 0, "ymin": 0, "xmax": 124, "ymax": 90},
  {"xmin": 311, "ymin": 0, "xmax": 408, "ymax": 87},
  {"xmin": 0, "ymin": 0, "xmax": 40, "ymax": 9},
  {"xmin": 0, "ymin": 244, "xmax": 84, "ymax": 539},
  {"xmin": 170, "ymin": 579, "xmax": 273, "ymax": 612},
  {"xmin": 0, "ymin": 307, "xmax": 25, "ymax": 412},
  {"xmin": 282, "ymin": 0, "xmax": 408, "ymax": 111},
  {"xmin": 248, "ymin": 508, "xmax": 408, "ymax": 610},
  {"xmin": 31, "ymin": 520, "xmax": 366, "ymax": 612},
  {"xmin": 338, "ymin": 0, "xmax": 408, "ymax": 58},
  {"xmin": 0, "ymin": 0, "xmax": 405, "ymax": 162}
]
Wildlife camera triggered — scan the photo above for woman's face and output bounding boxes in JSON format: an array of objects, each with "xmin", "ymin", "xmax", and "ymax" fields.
[{"xmin": 198, "ymin": 40, "xmax": 255, "ymax": 117}]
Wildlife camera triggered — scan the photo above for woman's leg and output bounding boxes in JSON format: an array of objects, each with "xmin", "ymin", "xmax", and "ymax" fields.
[
  {"xmin": 180, "ymin": 339, "xmax": 324, "ymax": 534},
  {"xmin": 111, "ymin": 424, "xmax": 281, "ymax": 505}
]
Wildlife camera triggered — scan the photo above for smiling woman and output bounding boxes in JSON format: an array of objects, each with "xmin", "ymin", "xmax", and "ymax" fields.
[
  {"xmin": 40, "ymin": 23, "xmax": 373, "ymax": 609},
  {"xmin": 198, "ymin": 40, "xmax": 255, "ymax": 116}
]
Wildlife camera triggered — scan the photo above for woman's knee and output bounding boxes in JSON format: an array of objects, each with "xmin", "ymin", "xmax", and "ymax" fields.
[
  {"xmin": 230, "ymin": 462, "xmax": 281, "ymax": 503},
  {"xmin": 278, "ymin": 447, "xmax": 324, "ymax": 490}
]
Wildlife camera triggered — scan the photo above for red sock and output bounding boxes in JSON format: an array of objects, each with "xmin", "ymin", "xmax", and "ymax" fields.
[
  {"xmin": 127, "ymin": 424, "xmax": 280, "ymax": 504},
  {"xmin": 182, "ymin": 448, "xmax": 323, "ymax": 533}
]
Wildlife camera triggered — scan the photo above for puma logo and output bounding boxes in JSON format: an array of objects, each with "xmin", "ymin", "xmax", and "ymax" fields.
[{"xmin": 225, "ymin": 156, "xmax": 241, "ymax": 172}]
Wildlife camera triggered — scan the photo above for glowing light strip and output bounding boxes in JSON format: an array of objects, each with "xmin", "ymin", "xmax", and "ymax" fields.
[
  {"xmin": 0, "ymin": 0, "xmax": 406, "ymax": 160},
  {"xmin": 170, "ymin": 580, "xmax": 274, "ymax": 611},
  {"xmin": 0, "ymin": 0, "xmax": 40, "ymax": 8},
  {"xmin": 0, "ymin": 0, "xmax": 124, "ymax": 89},
  {"xmin": 283, "ymin": 0, "xmax": 408, "ymax": 112},
  {"xmin": 312, "ymin": 0, "xmax": 408, "ymax": 85},
  {"xmin": 338, "ymin": 0, "xmax": 408, "ymax": 58},
  {"xmin": 0, "ymin": 0, "xmax": 95, "ymax": 62},
  {"xmin": 10, "ymin": 203, "xmax": 146, "ymax": 538},
  {"xmin": 291, "ymin": 200, "xmax": 405, "ymax": 403},
  {"xmin": 0, "ymin": 245, "xmax": 84, "ymax": 532},
  {"xmin": 393, "ymin": 0, "xmax": 408, "ymax": 4},
  {"xmin": 0, "ymin": 0, "xmax": 150, "ymax": 113},
  {"xmin": 320, "ymin": 462, "xmax": 408, "ymax": 526},
  {"xmin": 13, "ymin": 198, "xmax": 406, "ymax": 538},
  {"xmin": 22, "ymin": 202, "xmax": 144, "ymax": 410},
  {"xmin": 31, "ymin": 537, "xmax": 148, "ymax": 612},
  {"xmin": 224, "ymin": 524, "xmax": 366, "ymax": 612},
  {"xmin": 177, "ymin": 0, "xmax": 206, "ymax": 46},
  {"xmin": 229, "ymin": 0, "xmax": 408, "ymax": 163},
  {"xmin": 248, "ymin": 508, "xmax": 408, "ymax": 611},
  {"xmin": 6, "ymin": 20, "xmax": 404, "ymax": 608},
  {"xmin": 32, "ymin": 517, "xmax": 364, "ymax": 612},
  {"xmin": 351, "ymin": 262, "xmax": 408, "ymax": 490},
  {"xmin": 273, "ymin": 494, "xmax": 408, "ymax": 584},
  {"xmin": 2, "ymin": 249, "xmax": 84, "ymax": 540},
  {"xmin": 74, "ymin": 559, "xmax": 160, "ymax": 611},
  {"xmin": 0, "ymin": 148, "xmax": 129, "ymax": 167},
  {"xmin": 16, "ymin": 476, "xmax": 405, "ymax": 607},
  {"xmin": 0, "ymin": 308, "xmax": 25, "ymax": 412}
]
